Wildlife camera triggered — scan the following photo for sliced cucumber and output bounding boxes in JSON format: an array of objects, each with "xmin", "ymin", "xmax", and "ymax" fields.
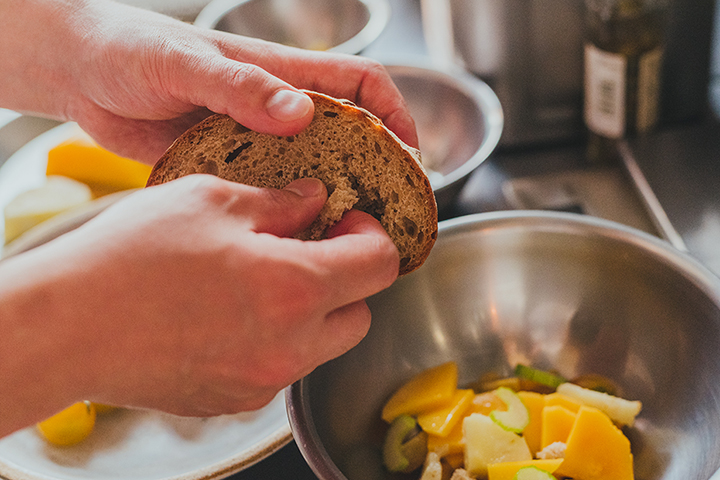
[
  {"xmin": 514, "ymin": 364, "xmax": 566, "ymax": 389},
  {"xmin": 382, "ymin": 414, "xmax": 428, "ymax": 473},
  {"xmin": 489, "ymin": 387, "xmax": 530, "ymax": 433},
  {"xmin": 513, "ymin": 466, "xmax": 557, "ymax": 480}
]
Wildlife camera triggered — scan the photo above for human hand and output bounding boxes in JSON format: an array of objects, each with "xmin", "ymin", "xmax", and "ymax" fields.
[
  {"xmin": 0, "ymin": 0, "xmax": 417, "ymax": 163},
  {"xmin": 0, "ymin": 176, "xmax": 399, "ymax": 434}
]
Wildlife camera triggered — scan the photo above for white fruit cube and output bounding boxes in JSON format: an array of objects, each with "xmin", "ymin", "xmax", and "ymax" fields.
[{"xmin": 463, "ymin": 413, "xmax": 532, "ymax": 478}]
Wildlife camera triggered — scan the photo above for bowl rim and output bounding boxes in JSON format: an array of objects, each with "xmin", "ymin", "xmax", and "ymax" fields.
[
  {"xmin": 194, "ymin": 0, "xmax": 391, "ymax": 55},
  {"xmin": 380, "ymin": 60, "xmax": 504, "ymax": 193},
  {"xmin": 285, "ymin": 210, "xmax": 720, "ymax": 480}
]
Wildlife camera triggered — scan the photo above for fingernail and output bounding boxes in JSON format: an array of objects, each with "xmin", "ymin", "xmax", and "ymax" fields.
[
  {"xmin": 266, "ymin": 90, "xmax": 313, "ymax": 122},
  {"xmin": 283, "ymin": 178, "xmax": 325, "ymax": 197}
]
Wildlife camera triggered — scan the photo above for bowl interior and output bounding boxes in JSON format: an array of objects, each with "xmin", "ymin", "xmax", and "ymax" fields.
[
  {"xmin": 385, "ymin": 65, "xmax": 502, "ymax": 192},
  {"xmin": 200, "ymin": 0, "xmax": 378, "ymax": 53},
  {"xmin": 292, "ymin": 212, "xmax": 720, "ymax": 480}
]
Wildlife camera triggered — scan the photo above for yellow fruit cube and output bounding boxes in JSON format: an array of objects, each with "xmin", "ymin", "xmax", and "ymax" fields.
[
  {"xmin": 554, "ymin": 406, "xmax": 634, "ymax": 480},
  {"xmin": 487, "ymin": 459, "xmax": 564, "ymax": 480},
  {"xmin": 418, "ymin": 389, "xmax": 474, "ymax": 437},
  {"xmin": 544, "ymin": 392, "xmax": 582, "ymax": 413},
  {"xmin": 463, "ymin": 413, "xmax": 532, "ymax": 478},
  {"xmin": 46, "ymin": 137, "xmax": 152, "ymax": 196},
  {"xmin": 382, "ymin": 362, "xmax": 458, "ymax": 423},
  {"xmin": 517, "ymin": 391, "xmax": 544, "ymax": 456},
  {"xmin": 427, "ymin": 414, "xmax": 465, "ymax": 455},
  {"xmin": 541, "ymin": 405, "xmax": 577, "ymax": 449}
]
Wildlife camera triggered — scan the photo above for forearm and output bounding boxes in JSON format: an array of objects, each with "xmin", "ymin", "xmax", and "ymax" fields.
[
  {"xmin": 0, "ymin": 0, "xmax": 94, "ymax": 118},
  {"xmin": 0, "ymin": 249, "xmax": 91, "ymax": 437}
]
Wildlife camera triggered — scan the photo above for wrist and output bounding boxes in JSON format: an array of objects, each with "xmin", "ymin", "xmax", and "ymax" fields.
[{"xmin": 0, "ymin": 0, "xmax": 95, "ymax": 119}]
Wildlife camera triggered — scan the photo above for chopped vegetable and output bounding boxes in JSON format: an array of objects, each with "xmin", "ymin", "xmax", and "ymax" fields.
[
  {"xmin": 463, "ymin": 413, "xmax": 532, "ymax": 478},
  {"xmin": 488, "ymin": 459, "xmax": 562, "ymax": 480},
  {"xmin": 516, "ymin": 391, "xmax": 543, "ymax": 456},
  {"xmin": 383, "ymin": 414, "xmax": 428, "ymax": 473},
  {"xmin": 382, "ymin": 361, "xmax": 458, "ymax": 423},
  {"xmin": 418, "ymin": 389, "xmax": 474, "ymax": 437},
  {"xmin": 554, "ymin": 406, "xmax": 634, "ymax": 480},
  {"xmin": 540, "ymin": 405, "xmax": 576, "ymax": 449},
  {"xmin": 512, "ymin": 465, "xmax": 557, "ymax": 480},
  {"xmin": 556, "ymin": 382, "xmax": 642, "ymax": 426},
  {"xmin": 37, "ymin": 401, "xmax": 96, "ymax": 446},
  {"xmin": 513, "ymin": 364, "xmax": 566, "ymax": 389},
  {"xmin": 489, "ymin": 387, "xmax": 530, "ymax": 433}
]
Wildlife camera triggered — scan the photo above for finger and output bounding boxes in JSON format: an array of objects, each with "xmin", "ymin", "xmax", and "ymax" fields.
[
  {"xmin": 301, "ymin": 210, "xmax": 400, "ymax": 306},
  {"xmin": 226, "ymin": 177, "xmax": 328, "ymax": 237},
  {"xmin": 211, "ymin": 35, "xmax": 419, "ymax": 148},
  {"xmin": 177, "ymin": 49, "xmax": 315, "ymax": 137},
  {"xmin": 314, "ymin": 300, "xmax": 373, "ymax": 366}
]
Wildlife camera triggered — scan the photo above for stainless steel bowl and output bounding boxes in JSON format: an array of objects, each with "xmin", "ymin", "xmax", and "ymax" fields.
[
  {"xmin": 384, "ymin": 63, "xmax": 502, "ymax": 212},
  {"xmin": 287, "ymin": 211, "xmax": 720, "ymax": 480},
  {"xmin": 194, "ymin": 0, "xmax": 390, "ymax": 54}
]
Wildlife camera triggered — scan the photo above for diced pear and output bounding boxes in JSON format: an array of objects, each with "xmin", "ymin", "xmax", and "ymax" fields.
[
  {"xmin": 556, "ymin": 382, "xmax": 641, "ymax": 426},
  {"xmin": 490, "ymin": 387, "xmax": 530, "ymax": 433},
  {"xmin": 4, "ymin": 176, "xmax": 92, "ymax": 244},
  {"xmin": 463, "ymin": 413, "xmax": 532, "ymax": 478},
  {"xmin": 382, "ymin": 361, "xmax": 458, "ymax": 423}
]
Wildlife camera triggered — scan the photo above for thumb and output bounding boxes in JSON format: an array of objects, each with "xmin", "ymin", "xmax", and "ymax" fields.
[
  {"xmin": 186, "ymin": 57, "xmax": 315, "ymax": 136},
  {"xmin": 247, "ymin": 178, "xmax": 328, "ymax": 237}
]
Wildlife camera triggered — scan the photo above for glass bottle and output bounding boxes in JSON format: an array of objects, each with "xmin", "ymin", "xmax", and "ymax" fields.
[{"xmin": 583, "ymin": 0, "xmax": 669, "ymax": 164}]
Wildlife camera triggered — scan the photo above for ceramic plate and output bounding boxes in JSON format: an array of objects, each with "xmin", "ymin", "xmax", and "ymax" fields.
[{"xmin": 0, "ymin": 121, "xmax": 292, "ymax": 480}]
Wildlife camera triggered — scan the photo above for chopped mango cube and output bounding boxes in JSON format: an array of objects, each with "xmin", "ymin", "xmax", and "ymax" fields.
[
  {"xmin": 418, "ymin": 389, "xmax": 474, "ymax": 437},
  {"xmin": 382, "ymin": 361, "xmax": 458, "ymax": 423},
  {"xmin": 427, "ymin": 420, "xmax": 465, "ymax": 456},
  {"xmin": 544, "ymin": 392, "xmax": 582, "ymax": 413},
  {"xmin": 554, "ymin": 406, "xmax": 634, "ymax": 480},
  {"xmin": 541, "ymin": 405, "xmax": 576, "ymax": 449},
  {"xmin": 470, "ymin": 391, "xmax": 507, "ymax": 415},
  {"xmin": 517, "ymin": 391, "xmax": 544, "ymax": 456},
  {"xmin": 487, "ymin": 459, "xmax": 564, "ymax": 480},
  {"xmin": 46, "ymin": 137, "xmax": 152, "ymax": 196}
]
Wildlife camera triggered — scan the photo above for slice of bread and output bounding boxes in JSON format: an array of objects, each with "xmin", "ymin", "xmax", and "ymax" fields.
[{"xmin": 146, "ymin": 91, "xmax": 438, "ymax": 275}]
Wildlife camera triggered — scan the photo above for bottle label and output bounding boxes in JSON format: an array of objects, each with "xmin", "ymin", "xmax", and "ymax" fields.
[
  {"xmin": 637, "ymin": 47, "xmax": 663, "ymax": 133},
  {"xmin": 584, "ymin": 43, "xmax": 627, "ymax": 139}
]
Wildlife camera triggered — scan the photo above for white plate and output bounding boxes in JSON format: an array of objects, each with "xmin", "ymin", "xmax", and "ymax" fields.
[{"xmin": 0, "ymin": 122, "xmax": 292, "ymax": 480}]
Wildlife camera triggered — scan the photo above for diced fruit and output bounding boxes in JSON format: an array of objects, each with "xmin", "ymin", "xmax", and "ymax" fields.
[
  {"xmin": 418, "ymin": 389, "xmax": 474, "ymax": 437},
  {"xmin": 4, "ymin": 176, "xmax": 92, "ymax": 244},
  {"xmin": 540, "ymin": 405, "xmax": 576, "ymax": 449},
  {"xmin": 471, "ymin": 391, "xmax": 508, "ymax": 415},
  {"xmin": 554, "ymin": 406, "xmax": 634, "ymax": 480},
  {"xmin": 37, "ymin": 401, "xmax": 96, "ymax": 446},
  {"xmin": 383, "ymin": 414, "xmax": 428, "ymax": 473},
  {"xmin": 517, "ymin": 391, "xmax": 544, "ymax": 456},
  {"xmin": 514, "ymin": 365, "xmax": 566, "ymax": 389},
  {"xmin": 544, "ymin": 392, "xmax": 581, "ymax": 413},
  {"xmin": 46, "ymin": 137, "xmax": 152, "ymax": 196},
  {"xmin": 427, "ymin": 417, "xmax": 465, "ymax": 456},
  {"xmin": 382, "ymin": 361, "xmax": 458, "ymax": 423},
  {"xmin": 556, "ymin": 382, "xmax": 642, "ymax": 426},
  {"xmin": 489, "ymin": 387, "xmax": 530, "ymax": 433},
  {"xmin": 488, "ymin": 459, "xmax": 563, "ymax": 480},
  {"xmin": 512, "ymin": 465, "xmax": 557, "ymax": 480},
  {"xmin": 463, "ymin": 413, "xmax": 532, "ymax": 478}
]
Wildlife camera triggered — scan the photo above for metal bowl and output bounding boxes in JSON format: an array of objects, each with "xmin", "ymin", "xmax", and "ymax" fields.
[
  {"xmin": 194, "ymin": 0, "xmax": 390, "ymax": 55},
  {"xmin": 384, "ymin": 63, "xmax": 502, "ymax": 212},
  {"xmin": 287, "ymin": 211, "xmax": 720, "ymax": 480}
]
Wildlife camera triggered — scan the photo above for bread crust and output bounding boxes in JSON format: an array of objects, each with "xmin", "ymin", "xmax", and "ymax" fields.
[{"xmin": 147, "ymin": 91, "xmax": 438, "ymax": 275}]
